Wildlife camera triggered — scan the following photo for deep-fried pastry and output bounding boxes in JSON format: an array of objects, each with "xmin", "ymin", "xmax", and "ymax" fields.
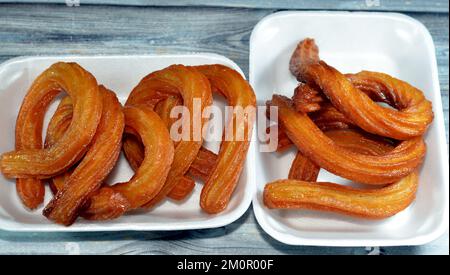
[
  {"xmin": 292, "ymin": 83, "xmax": 323, "ymax": 113},
  {"xmin": 0, "ymin": 62, "xmax": 102, "ymax": 209},
  {"xmin": 167, "ymin": 176, "xmax": 196, "ymax": 201},
  {"xmin": 125, "ymin": 65, "xmax": 213, "ymax": 209},
  {"xmin": 15, "ymin": 178, "xmax": 45, "ymax": 210},
  {"xmin": 263, "ymin": 38, "xmax": 434, "ymax": 221},
  {"xmin": 122, "ymin": 133, "xmax": 145, "ymax": 172},
  {"xmin": 194, "ymin": 65, "xmax": 256, "ymax": 214},
  {"xmin": 290, "ymin": 39, "xmax": 433, "ymax": 140},
  {"xmin": 47, "ymin": 104, "xmax": 174, "ymax": 221},
  {"xmin": 263, "ymin": 172, "xmax": 418, "ymax": 219},
  {"xmin": 289, "ymin": 38, "xmax": 319, "ymax": 79},
  {"xmin": 44, "ymin": 97, "xmax": 75, "ymax": 196},
  {"xmin": 45, "ymin": 96, "xmax": 74, "ymax": 149},
  {"xmin": 83, "ymin": 106, "xmax": 174, "ymax": 219},
  {"xmin": 325, "ymin": 129, "xmax": 395, "ymax": 156},
  {"xmin": 43, "ymin": 86, "xmax": 124, "ymax": 225},
  {"xmin": 268, "ymin": 95, "xmax": 425, "ymax": 184},
  {"xmin": 154, "ymin": 96, "xmax": 183, "ymax": 132},
  {"xmin": 81, "ymin": 187, "xmax": 130, "ymax": 221},
  {"xmin": 288, "ymin": 152, "xmax": 319, "ymax": 181},
  {"xmin": 1, "ymin": 62, "xmax": 102, "ymax": 179},
  {"xmin": 271, "ymin": 127, "xmax": 416, "ymax": 219},
  {"xmin": 265, "ymin": 125, "xmax": 292, "ymax": 153},
  {"xmin": 288, "ymin": 129, "xmax": 395, "ymax": 182},
  {"xmin": 188, "ymin": 147, "xmax": 217, "ymax": 182},
  {"xmin": 124, "ymin": 95, "xmax": 215, "ymax": 184},
  {"xmin": 122, "ymin": 133, "xmax": 217, "ymax": 196},
  {"xmin": 267, "ymin": 102, "xmax": 355, "ymax": 152},
  {"xmin": 125, "ymin": 65, "xmax": 255, "ymax": 213},
  {"xmin": 309, "ymin": 103, "xmax": 354, "ymax": 132}
]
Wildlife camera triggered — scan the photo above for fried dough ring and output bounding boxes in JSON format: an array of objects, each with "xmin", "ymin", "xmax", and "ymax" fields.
[
  {"xmin": 42, "ymin": 87, "xmax": 124, "ymax": 225},
  {"xmin": 125, "ymin": 95, "xmax": 218, "ymax": 183},
  {"xmin": 0, "ymin": 63, "xmax": 102, "ymax": 209},
  {"xmin": 123, "ymin": 140, "xmax": 216, "ymax": 201},
  {"xmin": 121, "ymin": 133, "xmax": 216, "ymax": 200},
  {"xmin": 1, "ymin": 62, "xmax": 102, "ymax": 179},
  {"xmin": 124, "ymin": 65, "xmax": 213, "ymax": 209},
  {"xmin": 290, "ymin": 39, "xmax": 433, "ymax": 140},
  {"xmin": 81, "ymin": 106, "xmax": 174, "ymax": 220},
  {"xmin": 263, "ymin": 172, "xmax": 419, "ymax": 219},
  {"xmin": 124, "ymin": 65, "xmax": 255, "ymax": 213},
  {"xmin": 268, "ymin": 95, "xmax": 425, "ymax": 184},
  {"xmin": 123, "ymin": 96, "xmax": 178, "ymax": 170},
  {"xmin": 123, "ymin": 128, "xmax": 197, "ymax": 202},
  {"xmin": 124, "ymin": 135, "xmax": 218, "ymax": 183},
  {"xmin": 44, "ymin": 104, "xmax": 174, "ymax": 220},
  {"xmin": 194, "ymin": 65, "xmax": 256, "ymax": 214}
]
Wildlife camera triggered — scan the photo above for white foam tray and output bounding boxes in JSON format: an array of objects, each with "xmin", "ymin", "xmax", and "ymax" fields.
[
  {"xmin": 0, "ymin": 53, "xmax": 255, "ymax": 232},
  {"xmin": 250, "ymin": 11, "xmax": 449, "ymax": 247}
]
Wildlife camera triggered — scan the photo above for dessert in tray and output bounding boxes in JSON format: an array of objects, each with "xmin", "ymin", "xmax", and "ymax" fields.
[
  {"xmin": 0, "ymin": 62, "xmax": 256, "ymax": 226},
  {"xmin": 263, "ymin": 38, "xmax": 434, "ymax": 219}
]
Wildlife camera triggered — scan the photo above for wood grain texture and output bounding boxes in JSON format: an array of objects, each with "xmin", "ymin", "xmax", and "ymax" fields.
[
  {"xmin": 0, "ymin": 0, "xmax": 448, "ymax": 13},
  {"xmin": 0, "ymin": 3, "xmax": 448, "ymax": 255}
]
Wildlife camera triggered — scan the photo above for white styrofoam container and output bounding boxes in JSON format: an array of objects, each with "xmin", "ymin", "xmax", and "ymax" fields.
[
  {"xmin": 0, "ymin": 53, "xmax": 255, "ymax": 232},
  {"xmin": 250, "ymin": 11, "xmax": 449, "ymax": 246}
]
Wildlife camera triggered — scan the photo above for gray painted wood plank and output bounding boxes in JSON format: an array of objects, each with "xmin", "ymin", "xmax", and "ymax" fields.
[
  {"xmin": 0, "ymin": 4, "xmax": 448, "ymax": 255},
  {"xmin": 0, "ymin": 0, "xmax": 448, "ymax": 13},
  {"xmin": 1, "ymin": 210, "xmax": 448, "ymax": 255}
]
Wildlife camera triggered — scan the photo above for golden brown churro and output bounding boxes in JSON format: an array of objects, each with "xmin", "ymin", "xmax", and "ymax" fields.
[
  {"xmin": 263, "ymin": 38, "xmax": 433, "ymax": 219},
  {"xmin": 1, "ymin": 63, "xmax": 102, "ymax": 209},
  {"xmin": 43, "ymin": 87, "xmax": 124, "ymax": 225}
]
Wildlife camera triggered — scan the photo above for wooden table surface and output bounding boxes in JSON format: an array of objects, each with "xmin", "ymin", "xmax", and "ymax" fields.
[{"xmin": 0, "ymin": 1, "xmax": 448, "ymax": 255}]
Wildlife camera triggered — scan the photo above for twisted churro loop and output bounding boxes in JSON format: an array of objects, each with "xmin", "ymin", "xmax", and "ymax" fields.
[
  {"xmin": 269, "ymin": 95, "xmax": 425, "ymax": 185},
  {"xmin": 123, "ymin": 96, "xmax": 181, "ymax": 172},
  {"xmin": 0, "ymin": 62, "xmax": 102, "ymax": 209},
  {"xmin": 1, "ymin": 63, "xmax": 102, "ymax": 178},
  {"xmin": 82, "ymin": 106, "xmax": 174, "ymax": 220},
  {"xmin": 194, "ymin": 65, "xmax": 256, "ymax": 214},
  {"xmin": 124, "ymin": 64, "xmax": 255, "ymax": 213},
  {"xmin": 123, "ymin": 124, "xmax": 198, "ymax": 202},
  {"xmin": 44, "ymin": 103, "xmax": 175, "ymax": 221},
  {"xmin": 124, "ymin": 65, "xmax": 213, "ymax": 209},
  {"xmin": 43, "ymin": 86, "xmax": 124, "ymax": 225},
  {"xmin": 290, "ymin": 39, "xmax": 433, "ymax": 140}
]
